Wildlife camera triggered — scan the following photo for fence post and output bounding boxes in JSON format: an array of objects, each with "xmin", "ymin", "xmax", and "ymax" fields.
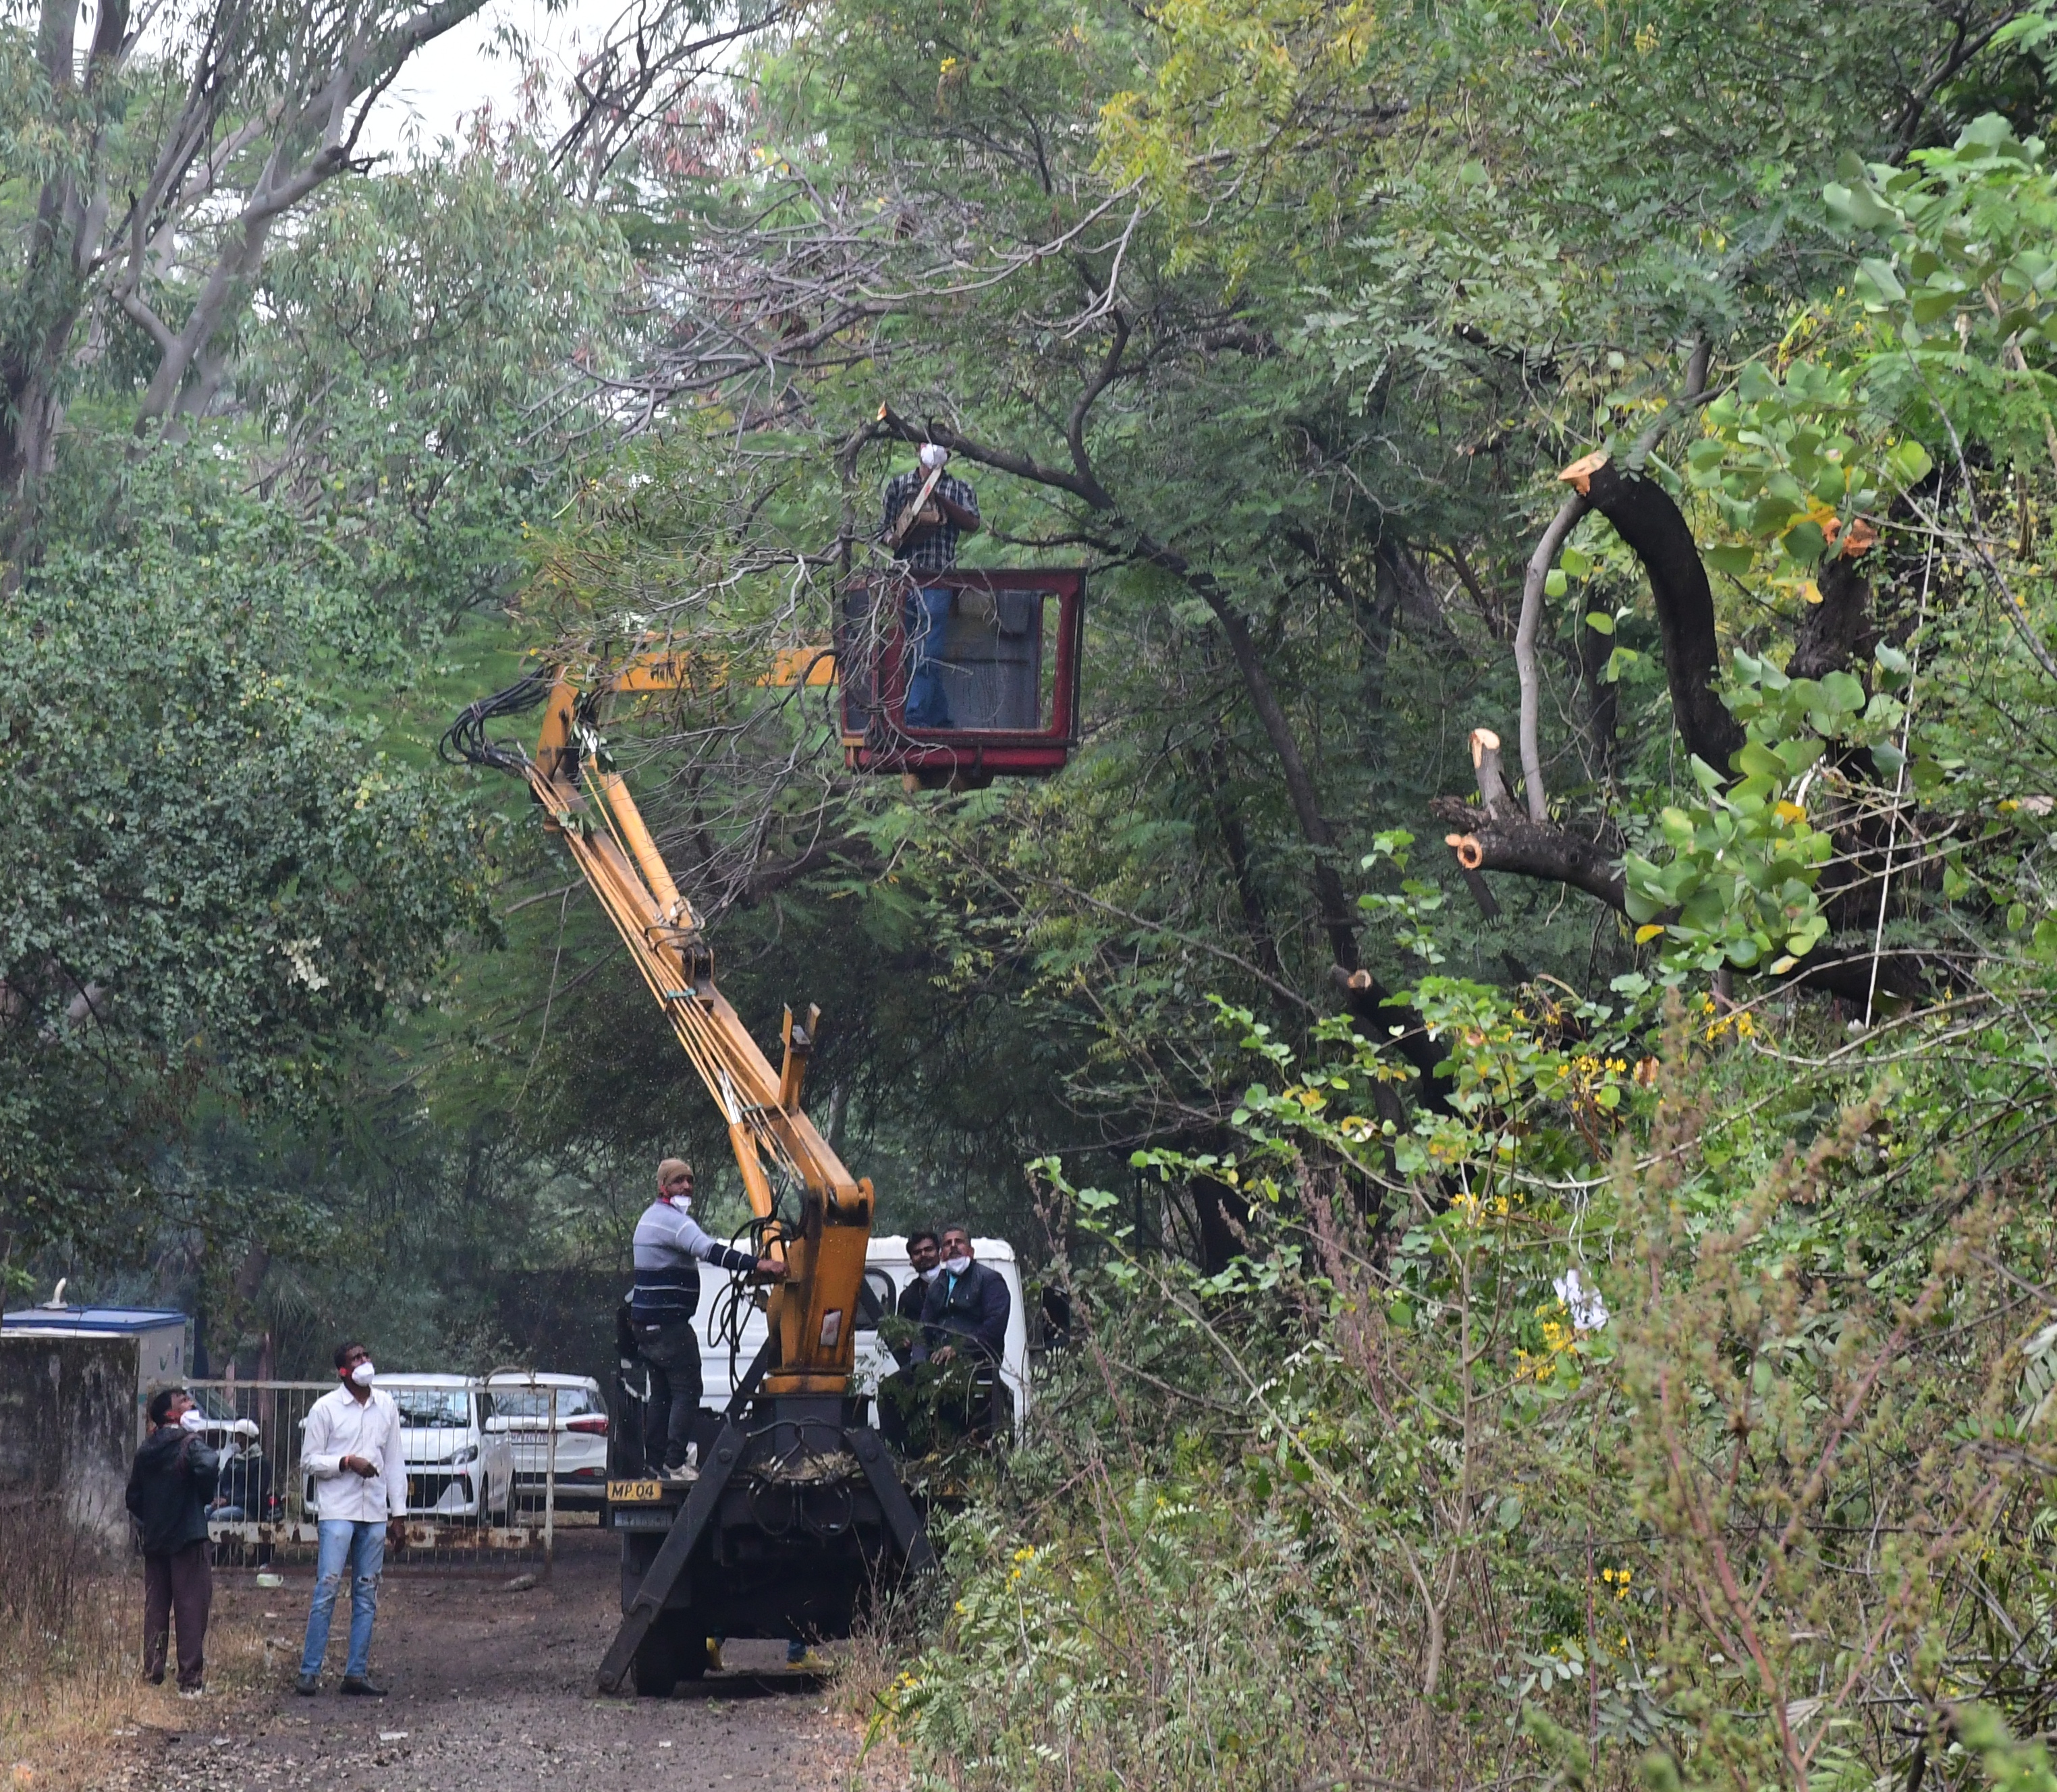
[{"xmin": 543, "ymin": 1385, "xmax": 557, "ymax": 1577}]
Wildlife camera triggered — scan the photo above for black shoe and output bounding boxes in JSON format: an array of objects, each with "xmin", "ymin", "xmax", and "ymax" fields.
[
  {"xmin": 339, "ymin": 1677, "xmax": 387, "ymax": 1697},
  {"xmin": 295, "ymin": 1674, "xmax": 320, "ymax": 1696}
]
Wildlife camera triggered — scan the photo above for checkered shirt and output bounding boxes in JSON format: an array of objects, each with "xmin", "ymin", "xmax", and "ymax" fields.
[{"xmin": 881, "ymin": 470, "xmax": 979, "ymax": 572}]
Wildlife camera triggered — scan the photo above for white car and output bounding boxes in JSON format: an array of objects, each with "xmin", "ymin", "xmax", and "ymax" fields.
[
  {"xmin": 304, "ymin": 1375, "xmax": 514, "ymax": 1523},
  {"xmin": 485, "ymin": 1372, "xmax": 610, "ymax": 1509},
  {"xmin": 692, "ymin": 1235, "xmax": 1032, "ymax": 1430}
]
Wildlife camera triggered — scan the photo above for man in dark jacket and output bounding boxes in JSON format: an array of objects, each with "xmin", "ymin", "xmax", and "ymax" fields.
[
  {"xmin": 126, "ymin": 1387, "xmax": 219, "ymax": 1694},
  {"xmin": 916, "ymin": 1225, "xmax": 1011, "ymax": 1365},
  {"xmin": 896, "ymin": 1229, "xmax": 941, "ymax": 1321}
]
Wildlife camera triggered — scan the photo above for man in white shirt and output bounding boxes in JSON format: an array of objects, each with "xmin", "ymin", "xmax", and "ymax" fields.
[{"xmin": 296, "ymin": 1340, "xmax": 407, "ymax": 1696}]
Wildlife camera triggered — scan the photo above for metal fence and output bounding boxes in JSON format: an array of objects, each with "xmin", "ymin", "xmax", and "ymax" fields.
[{"xmin": 188, "ymin": 1376, "xmax": 595, "ymax": 1573}]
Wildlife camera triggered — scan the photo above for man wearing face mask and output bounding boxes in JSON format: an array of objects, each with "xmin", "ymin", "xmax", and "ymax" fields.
[
  {"xmin": 126, "ymin": 1387, "xmax": 220, "ymax": 1694},
  {"xmin": 296, "ymin": 1341, "xmax": 406, "ymax": 1696},
  {"xmin": 896, "ymin": 1229, "xmax": 943, "ymax": 1324},
  {"xmin": 914, "ymin": 1225, "xmax": 1010, "ymax": 1368},
  {"xmin": 634, "ymin": 1157, "xmax": 785, "ymax": 1482}
]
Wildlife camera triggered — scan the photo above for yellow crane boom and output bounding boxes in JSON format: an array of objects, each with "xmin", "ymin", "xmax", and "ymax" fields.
[{"xmin": 452, "ymin": 646, "xmax": 869, "ymax": 1397}]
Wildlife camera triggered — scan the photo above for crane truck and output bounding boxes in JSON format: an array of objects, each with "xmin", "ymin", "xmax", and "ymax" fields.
[{"xmin": 445, "ymin": 645, "xmax": 935, "ymax": 1696}]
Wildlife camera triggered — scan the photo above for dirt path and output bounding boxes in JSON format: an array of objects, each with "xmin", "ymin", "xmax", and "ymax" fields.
[{"xmin": 97, "ymin": 1531, "xmax": 905, "ymax": 1792}]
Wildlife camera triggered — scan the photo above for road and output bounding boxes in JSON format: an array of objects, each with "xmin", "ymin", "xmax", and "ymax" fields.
[{"xmin": 99, "ymin": 1530, "xmax": 904, "ymax": 1792}]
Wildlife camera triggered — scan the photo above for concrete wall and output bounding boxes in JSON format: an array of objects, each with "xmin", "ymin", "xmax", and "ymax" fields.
[{"xmin": 0, "ymin": 1334, "xmax": 138, "ymax": 1545}]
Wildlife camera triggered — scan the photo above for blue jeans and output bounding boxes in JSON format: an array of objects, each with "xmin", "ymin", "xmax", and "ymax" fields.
[
  {"xmin": 300, "ymin": 1519, "xmax": 385, "ymax": 1679},
  {"xmin": 902, "ymin": 586, "xmax": 954, "ymax": 728}
]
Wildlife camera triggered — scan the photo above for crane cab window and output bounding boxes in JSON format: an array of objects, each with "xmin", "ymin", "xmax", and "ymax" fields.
[{"xmin": 855, "ymin": 1267, "xmax": 896, "ymax": 1331}]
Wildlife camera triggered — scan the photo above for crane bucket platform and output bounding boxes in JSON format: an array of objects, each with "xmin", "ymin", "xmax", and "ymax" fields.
[{"xmin": 835, "ymin": 567, "xmax": 1085, "ymax": 785}]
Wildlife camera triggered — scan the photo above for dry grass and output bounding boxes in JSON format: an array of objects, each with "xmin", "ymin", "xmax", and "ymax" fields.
[
  {"xmin": 0, "ymin": 1499, "xmax": 272, "ymax": 1792},
  {"xmin": 823, "ymin": 1613, "xmax": 916, "ymax": 1791}
]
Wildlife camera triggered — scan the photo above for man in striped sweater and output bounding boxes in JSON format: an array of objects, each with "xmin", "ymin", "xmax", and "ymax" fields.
[{"xmin": 632, "ymin": 1158, "xmax": 785, "ymax": 1481}]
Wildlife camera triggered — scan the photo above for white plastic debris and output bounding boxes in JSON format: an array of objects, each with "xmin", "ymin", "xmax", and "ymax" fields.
[{"xmin": 1553, "ymin": 1267, "xmax": 1609, "ymax": 1333}]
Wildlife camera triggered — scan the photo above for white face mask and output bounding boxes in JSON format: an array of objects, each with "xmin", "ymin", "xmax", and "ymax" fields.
[
  {"xmin": 177, "ymin": 1408, "xmax": 206, "ymax": 1434},
  {"xmin": 943, "ymin": 1254, "xmax": 971, "ymax": 1276},
  {"xmin": 920, "ymin": 1264, "xmax": 941, "ymax": 1282},
  {"xmin": 350, "ymin": 1361, "xmax": 377, "ymax": 1387},
  {"xmin": 668, "ymin": 1193, "xmax": 693, "ymax": 1212}
]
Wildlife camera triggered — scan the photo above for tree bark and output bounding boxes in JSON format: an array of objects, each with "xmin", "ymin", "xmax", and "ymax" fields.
[
  {"xmin": 1790, "ymin": 555, "xmax": 1877, "ymax": 680},
  {"xmin": 1577, "ymin": 458, "xmax": 1745, "ymax": 773},
  {"xmin": 1373, "ymin": 536, "xmax": 1462, "ymax": 656},
  {"xmin": 1578, "ymin": 612, "xmax": 1620, "ymax": 781},
  {"xmin": 1429, "ymin": 797, "xmax": 1626, "ymax": 910},
  {"xmin": 1515, "ymin": 494, "xmax": 1589, "ymax": 818},
  {"xmin": 1197, "ymin": 729, "xmax": 1287, "ymax": 985}
]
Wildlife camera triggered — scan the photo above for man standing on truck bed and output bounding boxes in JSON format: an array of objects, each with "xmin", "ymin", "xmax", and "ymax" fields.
[{"xmin": 634, "ymin": 1157, "xmax": 785, "ymax": 1481}]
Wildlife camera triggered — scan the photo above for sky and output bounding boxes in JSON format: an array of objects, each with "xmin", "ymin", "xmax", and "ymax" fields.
[{"xmin": 356, "ymin": 0, "xmax": 624, "ymax": 162}]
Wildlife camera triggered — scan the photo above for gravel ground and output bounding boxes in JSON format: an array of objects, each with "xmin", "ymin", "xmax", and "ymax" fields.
[{"xmin": 95, "ymin": 1531, "xmax": 902, "ymax": 1792}]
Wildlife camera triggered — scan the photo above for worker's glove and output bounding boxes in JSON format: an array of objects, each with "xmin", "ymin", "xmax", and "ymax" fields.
[{"xmin": 918, "ymin": 443, "xmax": 950, "ymax": 470}]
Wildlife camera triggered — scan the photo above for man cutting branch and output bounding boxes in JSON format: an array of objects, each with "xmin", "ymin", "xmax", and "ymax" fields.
[{"xmin": 881, "ymin": 444, "xmax": 981, "ymax": 729}]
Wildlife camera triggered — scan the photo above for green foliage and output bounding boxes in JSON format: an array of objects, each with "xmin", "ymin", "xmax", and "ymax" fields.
[
  {"xmin": 0, "ymin": 454, "xmax": 492, "ymax": 1275},
  {"xmin": 242, "ymin": 144, "xmax": 628, "ymax": 647},
  {"xmin": 1684, "ymin": 357, "xmax": 1932, "ymax": 592},
  {"xmin": 874, "ymin": 988, "xmax": 2057, "ymax": 1792},
  {"xmin": 1622, "ymin": 650, "xmax": 1912, "ymax": 972}
]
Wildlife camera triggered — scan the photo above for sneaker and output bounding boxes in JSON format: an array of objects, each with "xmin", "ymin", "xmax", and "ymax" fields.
[
  {"xmin": 339, "ymin": 1677, "xmax": 387, "ymax": 1698},
  {"xmin": 178, "ymin": 1686, "xmax": 205, "ymax": 1700},
  {"xmin": 295, "ymin": 1674, "xmax": 320, "ymax": 1696},
  {"xmin": 656, "ymin": 1462, "xmax": 698, "ymax": 1484}
]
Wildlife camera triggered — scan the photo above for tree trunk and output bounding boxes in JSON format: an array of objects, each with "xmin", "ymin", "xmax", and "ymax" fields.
[
  {"xmin": 1579, "ymin": 459, "xmax": 1745, "ymax": 773},
  {"xmin": 1197, "ymin": 727, "xmax": 1287, "ymax": 985},
  {"xmin": 1199, "ymin": 589, "xmax": 1359, "ymax": 968}
]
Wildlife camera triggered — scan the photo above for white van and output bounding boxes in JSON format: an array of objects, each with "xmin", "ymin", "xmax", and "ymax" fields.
[{"xmin": 692, "ymin": 1235, "xmax": 1031, "ymax": 1428}]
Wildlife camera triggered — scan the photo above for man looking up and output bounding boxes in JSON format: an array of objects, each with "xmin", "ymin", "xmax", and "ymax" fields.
[
  {"xmin": 126, "ymin": 1387, "xmax": 218, "ymax": 1696},
  {"xmin": 881, "ymin": 443, "xmax": 980, "ymax": 729},
  {"xmin": 633, "ymin": 1157, "xmax": 785, "ymax": 1481},
  {"xmin": 916, "ymin": 1225, "xmax": 1010, "ymax": 1368},
  {"xmin": 296, "ymin": 1341, "xmax": 406, "ymax": 1697}
]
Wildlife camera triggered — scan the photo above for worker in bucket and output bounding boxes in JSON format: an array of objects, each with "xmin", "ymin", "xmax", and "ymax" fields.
[
  {"xmin": 881, "ymin": 443, "xmax": 980, "ymax": 727},
  {"xmin": 632, "ymin": 1157, "xmax": 785, "ymax": 1481}
]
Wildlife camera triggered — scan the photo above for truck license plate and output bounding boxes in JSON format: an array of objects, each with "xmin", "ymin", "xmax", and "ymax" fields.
[{"xmin": 608, "ymin": 1479, "xmax": 663, "ymax": 1503}]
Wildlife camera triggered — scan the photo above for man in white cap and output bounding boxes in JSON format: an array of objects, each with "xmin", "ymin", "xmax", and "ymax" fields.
[{"xmin": 881, "ymin": 443, "xmax": 981, "ymax": 727}]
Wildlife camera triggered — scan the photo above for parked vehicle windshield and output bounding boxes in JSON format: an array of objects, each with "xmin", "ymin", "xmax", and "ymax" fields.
[
  {"xmin": 391, "ymin": 1388, "xmax": 470, "ymax": 1428},
  {"xmin": 491, "ymin": 1387, "xmax": 599, "ymax": 1419}
]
